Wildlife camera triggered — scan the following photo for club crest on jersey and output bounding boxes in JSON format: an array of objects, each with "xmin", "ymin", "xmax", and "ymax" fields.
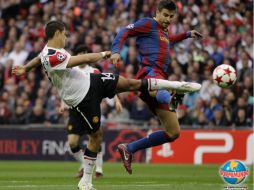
[
  {"xmin": 49, "ymin": 52, "xmax": 67, "ymax": 67},
  {"xmin": 92, "ymin": 116, "xmax": 99, "ymax": 124}
]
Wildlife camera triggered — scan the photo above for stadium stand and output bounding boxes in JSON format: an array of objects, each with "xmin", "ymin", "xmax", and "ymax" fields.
[{"xmin": 0, "ymin": 0, "xmax": 253, "ymax": 128}]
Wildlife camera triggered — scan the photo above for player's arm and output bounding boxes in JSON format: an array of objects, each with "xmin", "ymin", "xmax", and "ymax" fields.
[
  {"xmin": 111, "ymin": 19, "xmax": 152, "ymax": 65},
  {"xmin": 114, "ymin": 95, "xmax": 123, "ymax": 113},
  {"xmin": 12, "ymin": 56, "xmax": 41, "ymax": 76},
  {"xmin": 169, "ymin": 30, "xmax": 202, "ymax": 47},
  {"xmin": 67, "ymin": 51, "xmax": 111, "ymax": 68},
  {"xmin": 59, "ymin": 100, "xmax": 69, "ymax": 114}
]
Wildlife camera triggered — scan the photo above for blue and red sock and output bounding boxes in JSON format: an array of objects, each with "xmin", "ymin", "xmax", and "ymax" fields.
[{"xmin": 126, "ymin": 130, "xmax": 171, "ymax": 153}]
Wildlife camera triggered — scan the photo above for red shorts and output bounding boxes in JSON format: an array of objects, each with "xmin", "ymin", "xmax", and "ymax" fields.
[{"xmin": 135, "ymin": 67, "xmax": 169, "ymax": 114}]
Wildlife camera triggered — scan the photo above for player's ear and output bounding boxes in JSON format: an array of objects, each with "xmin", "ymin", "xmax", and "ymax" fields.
[
  {"xmin": 54, "ymin": 30, "xmax": 61, "ymax": 38},
  {"xmin": 155, "ymin": 10, "xmax": 159, "ymax": 17}
]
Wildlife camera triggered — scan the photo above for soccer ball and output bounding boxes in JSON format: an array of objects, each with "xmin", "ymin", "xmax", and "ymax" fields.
[{"xmin": 212, "ymin": 64, "xmax": 237, "ymax": 88}]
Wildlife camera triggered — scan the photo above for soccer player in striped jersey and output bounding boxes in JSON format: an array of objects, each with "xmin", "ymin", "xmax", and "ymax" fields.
[{"xmin": 111, "ymin": 0, "xmax": 203, "ymax": 174}]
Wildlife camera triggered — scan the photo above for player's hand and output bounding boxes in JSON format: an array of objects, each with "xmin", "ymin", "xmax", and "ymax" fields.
[
  {"xmin": 59, "ymin": 101, "xmax": 69, "ymax": 114},
  {"xmin": 103, "ymin": 51, "xmax": 111, "ymax": 59},
  {"xmin": 110, "ymin": 53, "xmax": 121, "ymax": 68},
  {"xmin": 12, "ymin": 65, "xmax": 26, "ymax": 76},
  {"xmin": 190, "ymin": 30, "xmax": 203, "ymax": 39}
]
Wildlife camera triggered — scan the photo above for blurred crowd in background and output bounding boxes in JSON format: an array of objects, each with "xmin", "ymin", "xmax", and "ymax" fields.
[{"xmin": 0, "ymin": 0, "xmax": 253, "ymax": 128}]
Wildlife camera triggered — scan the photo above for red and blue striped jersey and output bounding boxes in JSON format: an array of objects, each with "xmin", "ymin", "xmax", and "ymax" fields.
[{"xmin": 112, "ymin": 18, "xmax": 190, "ymax": 78}]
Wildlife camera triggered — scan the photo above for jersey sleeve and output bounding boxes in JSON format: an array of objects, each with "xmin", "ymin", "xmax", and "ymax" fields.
[
  {"xmin": 111, "ymin": 18, "xmax": 152, "ymax": 54},
  {"xmin": 48, "ymin": 49, "xmax": 71, "ymax": 70},
  {"xmin": 93, "ymin": 68, "xmax": 101, "ymax": 74},
  {"xmin": 169, "ymin": 32, "xmax": 191, "ymax": 47}
]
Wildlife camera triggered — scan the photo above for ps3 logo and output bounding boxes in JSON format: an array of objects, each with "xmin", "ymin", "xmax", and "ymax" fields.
[{"xmin": 194, "ymin": 132, "xmax": 254, "ymax": 165}]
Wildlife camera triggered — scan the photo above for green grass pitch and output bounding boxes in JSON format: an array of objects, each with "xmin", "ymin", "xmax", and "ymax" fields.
[{"xmin": 0, "ymin": 161, "xmax": 252, "ymax": 190}]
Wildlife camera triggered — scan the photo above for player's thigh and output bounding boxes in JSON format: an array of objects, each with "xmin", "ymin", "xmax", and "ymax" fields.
[
  {"xmin": 68, "ymin": 134, "xmax": 80, "ymax": 147},
  {"xmin": 155, "ymin": 108, "xmax": 180, "ymax": 136},
  {"xmin": 116, "ymin": 76, "xmax": 141, "ymax": 92}
]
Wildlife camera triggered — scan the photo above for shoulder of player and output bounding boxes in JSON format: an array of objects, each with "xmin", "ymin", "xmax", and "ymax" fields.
[
  {"xmin": 42, "ymin": 45, "xmax": 64, "ymax": 53},
  {"xmin": 138, "ymin": 17, "xmax": 153, "ymax": 24},
  {"xmin": 40, "ymin": 46, "xmax": 55, "ymax": 57},
  {"xmin": 44, "ymin": 47, "xmax": 69, "ymax": 66},
  {"xmin": 44, "ymin": 47, "xmax": 67, "ymax": 55}
]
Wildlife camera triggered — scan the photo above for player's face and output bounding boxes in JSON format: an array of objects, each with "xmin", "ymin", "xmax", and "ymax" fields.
[{"xmin": 156, "ymin": 9, "xmax": 176, "ymax": 29}]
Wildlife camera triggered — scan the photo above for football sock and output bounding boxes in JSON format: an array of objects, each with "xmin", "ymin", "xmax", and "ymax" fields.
[
  {"xmin": 70, "ymin": 146, "xmax": 85, "ymax": 166},
  {"xmin": 95, "ymin": 151, "xmax": 103, "ymax": 174},
  {"xmin": 147, "ymin": 78, "xmax": 183, "ymax": 91},
  {"xmin": 126, "ymin": 130, "xmax": 171, "ymax": 153},
  {"xmin": 83, "ymin": 148, "xmax": 97, "ymax": 184},
  {"xmin": 140, "ymin": 79, "xmax": 149, "ymax": 91},
  {"xmin": 156, "ymin": 90, "xmax": 171, "ymax": 104}
]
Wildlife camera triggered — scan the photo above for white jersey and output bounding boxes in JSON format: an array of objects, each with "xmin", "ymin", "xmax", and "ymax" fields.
[
  {"xmin": 39, "ymin": 45, "xmax": 90, "ymax": 107},
  {"xmin": 79, "ymin": 65, "xmax": 100, "ymax": 74}
]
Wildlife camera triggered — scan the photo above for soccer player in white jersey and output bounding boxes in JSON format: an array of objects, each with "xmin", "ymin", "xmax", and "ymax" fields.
[
  {"xmin": 61, "ymin": 45, "xmax": 123, "ymax": 179},
  {"xmin": 12, "ymin": 20, "xmax": 201, "ymax": 190}
]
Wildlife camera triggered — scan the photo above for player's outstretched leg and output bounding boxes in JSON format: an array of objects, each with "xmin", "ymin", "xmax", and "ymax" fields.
[
  {"xmin": 117, "ymin": 144, "xmax": 133, "ymax": 174},
  {"xmin": 148, "ymin": 79, "xmax": 201, "ymax": 93},
  {"xmin": 115, "ymin": 76, "xmax": 201, "ymax": 94}
]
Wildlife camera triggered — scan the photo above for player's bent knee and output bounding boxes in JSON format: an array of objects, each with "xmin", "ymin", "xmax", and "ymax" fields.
[
  {"xmin": 165, "ymin": 131, "xmax": 180, "ymax": 142},
  {"xmin": 67, "ymin": 134, "xmax": 80, "ymax": 148},
  {"xmin": 69, "ymin": 141, "xmax": 79, "ymax": 149},
  {"xmin": 68, "ymin": 138, "xmax": 79, "ymax": 148}
]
